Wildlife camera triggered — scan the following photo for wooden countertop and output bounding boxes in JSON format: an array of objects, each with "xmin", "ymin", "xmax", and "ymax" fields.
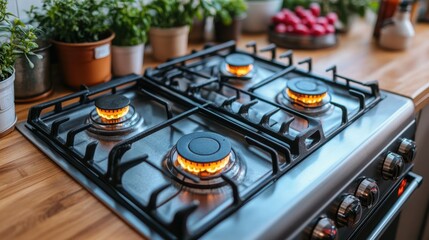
[{"xmin": 1, "ymin": 20, "xmax": 429, "ymax": 239}]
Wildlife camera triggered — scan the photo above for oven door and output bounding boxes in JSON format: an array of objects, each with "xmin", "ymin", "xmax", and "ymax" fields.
[{"xmin": 351, "ymin": 172, "xmax": 423, "ymax": 240}]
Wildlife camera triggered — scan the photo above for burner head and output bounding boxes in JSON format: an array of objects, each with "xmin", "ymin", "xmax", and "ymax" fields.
[
  {"xmin": 95, "ymin": 95, "xmax": 131, "ymax": 120},
  {"xmin": 286, "ymin": 78, "xmax": 328, "ymax": 107},
  {"xmin": 225, "ymin": 53, "xmax": 254, "ymax": 77},
  {"xmin": 176, "ymin": 132, "xmax": 232, "ymax": 174}
]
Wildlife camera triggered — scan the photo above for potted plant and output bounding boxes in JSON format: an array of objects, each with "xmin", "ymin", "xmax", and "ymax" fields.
[
  {"xmin": 14, "ymin": 34, "xmax": 53, "ymax": 102},
  {"xmin": 109, "ymin": 0, "xmax": 150, "ymax": 76},
  {"xmin": 28, "ymin": 0, "xmax": 115, "ymax": 89},
  {"xmin": 213, "ymin": 0, "xmax": 247, "ymax": 42},
  {"xmin": 242, "ymin": 0, "xmax": 283, "ymax": 33},
  {"xmin": 147, "ymin": 0, "xmax": 196, "ymax": 61},
  {"xmin": 189, "ymin": 0, "xmax": 217, "ymax": 43},
  {"xmin": 0, "ymin": 0, "xmax": 39, "ymax": 137}
]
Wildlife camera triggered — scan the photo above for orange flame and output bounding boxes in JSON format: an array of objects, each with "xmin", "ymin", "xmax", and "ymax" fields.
[
  {"xmin": 177, "ymin": 154, "xmax": 230, "ymax": 174},
  {"xmin": 226, "ymin": 64, "xmax": 253, "ymax": 76},
  {"xmin": 286, "ymin": 89, "xmax": 327, "ymax": 106},
  {"xmin": 96, "ymin": 106, "xmax": 129, "ymax": 120}
]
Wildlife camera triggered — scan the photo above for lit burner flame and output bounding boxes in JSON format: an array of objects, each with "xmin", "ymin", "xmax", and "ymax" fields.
[
  {"xmin": 286, "ymin": 89, "xmax": 327, "ymax": 106},
  {"xmin": 96, "ymin": 106, "xmax": 130, "ymax": 120},
  {"xmin": 177, "ymin": 154, "xmax": 230, "ymax": 174},
  {"xmin": 226, "ymin": 64, "xmax": 253, "ymax": 77}
]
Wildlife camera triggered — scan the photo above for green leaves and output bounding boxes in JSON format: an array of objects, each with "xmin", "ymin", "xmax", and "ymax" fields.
[
  {"xmin": 0, "ymin": 0, "xmax": 39, "ymax": 81},
  {"xmin": 28, "ymin": 0, "xmax": 111, "ymax": 43},
  {"xmin": 213, "ymin": 0, "xmax": 247, "ymax": 25},
  {"xmin": 109, "ymin": 0, "xmax": 150, "ymax": 46},
  {"xmin": 146, "ymin": 0, "xmax": 197, "ymax": 28}
]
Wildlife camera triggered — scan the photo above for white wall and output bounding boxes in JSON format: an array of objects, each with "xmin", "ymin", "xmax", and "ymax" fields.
[{"xmin": 7, "ymin": 0, "xmax": 43, "ymax": 21}]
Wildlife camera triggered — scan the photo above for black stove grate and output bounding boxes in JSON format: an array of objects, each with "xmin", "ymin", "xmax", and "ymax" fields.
[{"xmin": 144, "ymin": 40, "xmax": 382, "ymax": 160}]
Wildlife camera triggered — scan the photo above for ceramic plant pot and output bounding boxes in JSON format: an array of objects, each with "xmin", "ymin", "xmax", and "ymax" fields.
[
  {"xmin": 112, "ymin": 43, "xmax": 145, "ymax": 76},
  {"xmin": 214, "ymin": 15, "xmax": 246, "ymax": 42},
  {"xmin": 149, "ymin": 26, "xmax": 190, "ymax": 61},
  {"xmin": 52, "ymin": 32, "xmax": 115, "ymax": 89},
  {"xmin": 0, "ymin": 71, "xmax": 17, "ymax": 137},
  {"xmin": 14, "ymin": 43, "xmax": 53, "ymax": 102},
  {"xmin": 243, "ymin": 0, "xmax": 283, "ymax": 33}
]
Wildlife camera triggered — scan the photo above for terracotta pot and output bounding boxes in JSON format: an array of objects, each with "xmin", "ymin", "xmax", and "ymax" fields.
[
  {"xmin": 14, "ymin": 42, "xmax": 53, "ymax": 102},
  {"xmin": 0, "ymin": 70, "xmax": 16, "ymax": 137},
  {"xmin": 51, "ymin": 33, "xmax": 115, "ymax": 89},
  {"xmin": 112, "ymin": 44, "xmax": 145, "ymax": 76},
  {"xmin": 214, "ymin": 16, "xmax": 245, "ymax": 42},
  {"xmin": 149, "ymin": 26, "xmax": 190, "ymax": 61},
  {"xmin": 243, "ymin": 0, "xmax": 283, "ymax": 33},
  {"xmin": 189, "ymin": 18, "xmax": 206, "ymax": 43}
]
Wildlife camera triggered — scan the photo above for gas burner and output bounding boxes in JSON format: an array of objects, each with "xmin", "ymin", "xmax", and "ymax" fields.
[
  {"xmin": 87, "ymin": 95, "xmax": 143, "ymax": 137},
  {"xmin": 277, "ymin": 78, "xmax": 333, "ymax": 115},
  {"xmin": 165, "ymin": 132, "xmax": 245, "ymax": 190},
  {"xmin": 220, "ymin": 53, "xmax": 256, "ymax": 79}
]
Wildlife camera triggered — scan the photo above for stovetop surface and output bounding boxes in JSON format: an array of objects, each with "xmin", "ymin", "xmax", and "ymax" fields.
[{"xmin": 17, "ymin": 41, "xmax": 415, "ymax": 240}]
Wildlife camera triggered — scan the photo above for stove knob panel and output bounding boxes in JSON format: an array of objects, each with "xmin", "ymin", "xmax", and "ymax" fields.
[
  {"xmin": 311, "ymin": 217, "xmax": 338, "ymax": 240},
  {"xmin": 397, "ymin": 138, "xmax": 417, "ymax": 163},
  {"xmin": 355, "ymin": 178, "xmax": 379, "ymax": 208},
  {"xmin": 382, "ymin": 152, "xmax": 404, "ymax": 180},
  {"xmin": 336, "ymin": 195, "xmax": 362, "ymax": 227}
]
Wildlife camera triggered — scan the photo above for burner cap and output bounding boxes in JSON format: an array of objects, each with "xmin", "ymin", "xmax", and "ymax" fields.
[
  {"xmin": 176, "ymin": 132, "xmax": 231, "ymax": 163},
  {"xmin": 287, "ymin": 78, "xmax": 328, "ymax": 96},
  {"xmin": 95, "ymin": 95, "xmax": 130, "ymax": 110},
  {"xmin": 225, "ymin": 53, "xmax": 254, "ymax": 67}
]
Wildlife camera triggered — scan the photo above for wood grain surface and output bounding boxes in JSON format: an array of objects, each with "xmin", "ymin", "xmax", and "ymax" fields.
[{"xmin": 1, "ymin": 20, "xmax": 428, "ymax": 239}]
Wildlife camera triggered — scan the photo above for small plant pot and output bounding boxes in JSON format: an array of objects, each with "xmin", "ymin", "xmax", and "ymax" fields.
[
  {"xmin": 189, "ymin": 18, "xmax": 206, "ymax": 43},
  {"xmin": 112, "ymin": 44, "xmax": 145, "ymax": 76},
  {"xmin": 243, "ymin": 0, "xmax": 283, "ymax": 33},
  {"xmin": 150, "ymin": 26, "xmax": 190, "ymax": 61},
  {"xmin": 52, "ymin": 32, "xmax": 115, "ymax": 89},
  {"xmin": 214, "ymin": 16, "xmax": 245, "ymax": 42},
  {"xmin": 0, "ymin": 71, "xmax": 17, "ymax": 137},
  {"xmin": 14, "ymin": 43, "xmax": 53, "ymax": 102}
]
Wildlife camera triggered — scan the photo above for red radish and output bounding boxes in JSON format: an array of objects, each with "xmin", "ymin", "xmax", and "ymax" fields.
[
  {"xmin": 316, "ymin": 17, "xmax": 329, "ymax": 28},
  {"xmin": 286, "ymin": 25, "xmax": 295, "ymax": 33},
  {"xmin": 326, "ymin": 12, "xmax": 338, "ymax": 24},
  {"xmin": 282, "ymin": 8, "xmax": 293, "ymax": 15},
  {"xmin": 275, "ymin": 23, "xmax": 288, "ymax": 33},
  {"xmin": 272, "ymin": 12, "xmax": 285, "ymax": 24},
  {"xmin": 284, "ymin": 14, "xmax": 301, "ymax": 27},
  {"xmin": 302, "ymin": 14, "xmax": 316, "ymax": 28},
  {"xmin": 309, "ymin": 3, "xmax": 321, "ymax": 17},
  {"xmin": 295, "ymin": 6, "xmax": 306, "ymax": 18},
  {"xmin": 294, "ymin": 23, "xmax": 310, "ymax": 35},
  {"xmin": 325, "ymin": 24, "xmax": 335, "ymax": 33},
  {"xmin": 310, "ymin": 24, "xmax": 326, "ymax": 36}
]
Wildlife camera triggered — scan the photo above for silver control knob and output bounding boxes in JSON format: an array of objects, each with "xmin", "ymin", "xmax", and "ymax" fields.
[
  {"xmin": 382, "ymin": 152, "xmax": 404, "ymax": 180},
  {"xmin": 336, "ymin": 195, "xmax": 362, "ymax": 227},
  {"xmin": 355, "ymin": 178, "xmax": 379, "ymax": 208},
  {"xmin": 397, "ymin": 138, "xmax": 417, "ymax": 163},
  {"xmin": 311, "ymin": 217, "xmax": 338, "ymax": 240}
]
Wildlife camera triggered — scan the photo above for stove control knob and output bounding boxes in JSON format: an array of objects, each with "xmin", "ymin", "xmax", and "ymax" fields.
[
  {"xmin": 311, "ymin": 217, "xmax": 338, "ymax": 240},
  {"xmin": 382, "ymin": 152, "xmax": 404, "ymax": 180},
  {"xmin": 336, "ymin": 195, "xmax": 362, "ymax": 227},
  {"xmin": 355, "ymin": 178, "xmax": 379, "ymax": 208},
  {"xmin": 397, "ymin": 138, "xmax": 417, "ymax": 163}
]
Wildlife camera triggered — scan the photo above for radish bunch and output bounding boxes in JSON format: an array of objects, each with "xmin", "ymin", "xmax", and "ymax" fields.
[{"xmin": 272, "ymin": 3, "xmax": 337, "ymax": 36}]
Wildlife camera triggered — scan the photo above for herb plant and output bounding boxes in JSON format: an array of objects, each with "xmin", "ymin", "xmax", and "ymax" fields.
[
  {"xmin": 109, "ymin": 0, "xmax": 150, "ymax": 46},
  {"xmin": 147, "ymin": 0, "xmax": 197, "ymax": 28},
  {"xmin": 213, "ymin": 0, "xmax": 247, "ymax": 25},
  {"xmin": 194, "ymin": 0, "xmax": 218, "ymax": 19},
  {"xmin": 0, "ymin": 0, "xmax": 39, "ymax": 80},
  {"xmin": 28, "ymin": 0, "xmax": 111, "ymax": 43}
]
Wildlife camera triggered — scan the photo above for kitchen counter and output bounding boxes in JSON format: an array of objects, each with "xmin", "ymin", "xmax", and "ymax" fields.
[{"xmin": 1, "ymin": 20, "xmax": 429, "ymax": 239}]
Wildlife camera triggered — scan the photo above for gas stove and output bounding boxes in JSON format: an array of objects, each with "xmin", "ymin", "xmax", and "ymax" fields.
[{"xmin": 18, "ymin": 41, "xmax": 421, "ymax": 240}]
